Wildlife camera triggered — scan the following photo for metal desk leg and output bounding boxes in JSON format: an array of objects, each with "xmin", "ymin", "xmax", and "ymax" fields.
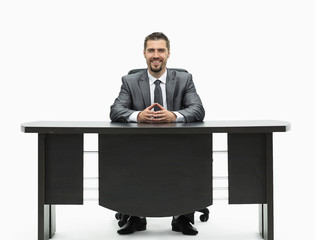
[
  {"xmin": 265, "ymin": 133, "xmax": 274, "ymax": 240},
  {"xmin": 259, "ymin": 204, "xmax": 264, "ymax": 238},
  {"xmin": 49, "ymin": 205, "xmax": 56, "ymax": 238},
  {"xmin": 38, "ymin": 134, "xmax": 50, "ymax": 240},
  {"xmin": 259, "ymin": 133, "xmax": 274, "ymax": 240}
]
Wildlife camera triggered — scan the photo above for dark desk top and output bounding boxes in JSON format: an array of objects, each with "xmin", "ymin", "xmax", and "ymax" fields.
[{"xmin": 21, "ymin": 120, "xmax": 290, "ymax": 134}]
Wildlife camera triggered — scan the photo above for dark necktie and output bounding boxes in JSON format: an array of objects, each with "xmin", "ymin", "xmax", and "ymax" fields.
[{"xmin": 154, "ymin": 80, "xmax": 163, "ymax": 111}]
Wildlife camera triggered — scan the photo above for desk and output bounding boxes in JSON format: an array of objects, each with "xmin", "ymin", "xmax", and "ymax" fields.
[{"xmin": 21, "ymin": 120, "xmax": 290, "ymax": 240}]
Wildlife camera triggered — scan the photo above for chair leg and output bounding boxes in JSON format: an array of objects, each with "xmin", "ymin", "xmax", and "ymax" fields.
[
  {"xmin": 115, "ymin": 209, "xmax": 209, "ymax": 226},
  {"xmin": 197, "ymin": 208, "xmax": 210, "ymax": 222},
  {"xmin": 115, "ymin": 212, "xmax": 130, "ymax": 227}
]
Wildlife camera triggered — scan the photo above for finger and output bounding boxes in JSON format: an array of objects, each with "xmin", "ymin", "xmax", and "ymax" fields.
[
  {"xmin": 147, "ymin": 114, "xmax": 156, "ymax": 119},
  {"xmin": 150, "ymin": 118, "xmax": 162, "ymax": 123},
  {"xmin": 154, "ymin": 103, "xmax": 165, "ymax": 110},
  {"xmin": 152, "ymin": 116, "xmax": 168, "ymax": 123},
  {"xmin": 148, "ymin": 111, "xmax": 159, "ymax": 117},
  {"xmin": 157, "ymin": 116, "xmax": 167, "ymax": 122},
  {"xmin": 153, "ymin": 112, "xmax": 165, "ymax": 118},
  {"xmin": 146, "ymin": 117, "xmax": 160, "ymax": 123},
  {"xmin": 147, "ymin": 104, "xmax": 157, "ymax": 110},
  {"xmin": 154, "ymin": 109, "xmax": 169, "ymax": 116}
]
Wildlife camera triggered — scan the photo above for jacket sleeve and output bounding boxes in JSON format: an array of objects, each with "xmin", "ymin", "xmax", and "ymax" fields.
[
  {"xmin": 177, "ymin": 74, "xmax": 205, "ymax": 122},
  {"xmin": 110, "ymin": 77, "xmax": 136, "ymax": 122}
]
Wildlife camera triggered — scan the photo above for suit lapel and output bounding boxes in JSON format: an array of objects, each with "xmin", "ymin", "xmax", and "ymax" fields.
[
  {"xmin": 138, "ymin": 71, "xmax": 151, "ymax": 107},
  {"xmin": 166, "ymin": 69, "xmax": 175, "ymax": 111}
]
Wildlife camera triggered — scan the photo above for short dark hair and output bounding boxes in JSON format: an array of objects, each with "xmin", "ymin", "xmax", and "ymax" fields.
[{"xmin": 144, "ymin": 32, "xmax": 170, "ymax": 51}]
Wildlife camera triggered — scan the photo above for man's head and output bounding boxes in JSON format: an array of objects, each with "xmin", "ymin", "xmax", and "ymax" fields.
[{"xmin": 143, "ymin": 32, "xmax": 170, "ymax": 78}]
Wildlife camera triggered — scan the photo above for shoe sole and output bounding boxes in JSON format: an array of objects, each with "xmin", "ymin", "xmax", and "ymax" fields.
[
  {"xmin": 117, "ymin": 226, "xmax": 146, "ymax": 234},
  {"xmin": 172, "ymin": 225, "xmax": 181, "ymax": 232},
  {"xmin": 172, "ymin": 225, "xmax": 198, "ymax": 235},
  {"xmin": 136, "ymin": 226, "xmax": 146, "ymax": 231}
]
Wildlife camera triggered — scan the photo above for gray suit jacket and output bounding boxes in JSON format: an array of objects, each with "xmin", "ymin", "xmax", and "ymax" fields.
[{"xmin": 110, "ymin": 68, "xmax": 205, "ymax": 123}]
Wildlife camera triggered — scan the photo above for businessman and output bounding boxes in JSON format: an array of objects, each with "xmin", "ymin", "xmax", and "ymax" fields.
[{"xmin": 110, "ymin": 32, "xmax": 205, "ymax": 235}]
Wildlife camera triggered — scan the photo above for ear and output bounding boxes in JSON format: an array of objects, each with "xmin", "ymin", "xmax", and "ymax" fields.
[{"xmin": 143, "ymin": 49, "xmax": 146, "ymax": 58}]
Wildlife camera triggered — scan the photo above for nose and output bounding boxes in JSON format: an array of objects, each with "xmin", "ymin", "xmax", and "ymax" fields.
[{"xmin": 153, "ymin": 50, "xmax": 159, "ymax": 58}]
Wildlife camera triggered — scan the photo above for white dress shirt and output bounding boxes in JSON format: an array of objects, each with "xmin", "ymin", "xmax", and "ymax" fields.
[{"xmin": 128, "ymin": 69, "xmax": 184, "ymax": 122}]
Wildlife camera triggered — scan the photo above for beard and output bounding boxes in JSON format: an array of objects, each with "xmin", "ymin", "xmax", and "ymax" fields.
[
  {"xmin": 149, "ymin": 60, "xmax": 165, "ymax": 73},
  {"xmin": 150, "ymin": 65, "xmax": 163, "ymax": 73}
]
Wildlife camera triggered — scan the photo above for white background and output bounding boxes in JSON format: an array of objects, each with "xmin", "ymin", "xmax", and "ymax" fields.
[{"xmin": 1, "ymin": 0, "xmax": 314, "ymax": 239}]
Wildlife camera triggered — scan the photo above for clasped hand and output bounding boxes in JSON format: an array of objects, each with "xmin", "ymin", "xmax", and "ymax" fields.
[{"xmin": 137, "ymin": 103, "xmax": 177, "ymax": 123}]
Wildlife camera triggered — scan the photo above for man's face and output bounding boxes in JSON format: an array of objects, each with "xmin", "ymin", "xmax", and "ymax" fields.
[{"xmin": 144, "ymin": 40, "xmax": 170, "ymax": 76}]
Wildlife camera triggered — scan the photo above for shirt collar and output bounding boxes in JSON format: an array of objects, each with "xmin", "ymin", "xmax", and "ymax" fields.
[{"xmin": 147, "ymin": 69, "xmax": 167, "ymax": 85}]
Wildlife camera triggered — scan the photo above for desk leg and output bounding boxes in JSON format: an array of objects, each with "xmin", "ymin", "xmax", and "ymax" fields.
[
  {"xmin": 228, "ymin": 133, "xmax": 274, "ymax": 240},
  {"xmin": 259, "ymin": 133, "xmax": 274, "ymax": 240},
  {"xmin": 38, "ymin": 134, "xmax": 56, "ymax": 240},
  {"xmin": 259, "ymin": 204, "xmax": 264, "ymax": 238},
  {"xmin": 50, "ymin": 205, "xmax": 56, "ymax": 238}
]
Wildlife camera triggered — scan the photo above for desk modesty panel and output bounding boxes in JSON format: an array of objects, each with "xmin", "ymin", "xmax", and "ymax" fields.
[{"xmin": 98, "ymin": 133, "xmax": 213, "ymax": 217}]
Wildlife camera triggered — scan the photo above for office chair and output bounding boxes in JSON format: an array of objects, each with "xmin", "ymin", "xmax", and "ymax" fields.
[{"xmin": 115, "ymin": 68, "xmax": 210, "ymax": 227}]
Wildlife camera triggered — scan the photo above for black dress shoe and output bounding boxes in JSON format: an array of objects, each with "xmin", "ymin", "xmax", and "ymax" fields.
[
  {"xmin": 172, "ymin": 215, "xmax": 198, "ymax": 235},
  {"xmin": 117, "ymin": 216, "xmax": 147, "ymax": 235}
]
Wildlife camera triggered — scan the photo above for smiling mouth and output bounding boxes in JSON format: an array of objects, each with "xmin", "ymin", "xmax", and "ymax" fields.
[{"xmin": 151, "ymin": 60, "xmax": 162, "ymax": 66}]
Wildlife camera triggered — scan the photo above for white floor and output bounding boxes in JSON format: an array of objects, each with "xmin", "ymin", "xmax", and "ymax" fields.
[{"xmin": 50, "ymin": 202, "xmax": 262, "ymax": 240}]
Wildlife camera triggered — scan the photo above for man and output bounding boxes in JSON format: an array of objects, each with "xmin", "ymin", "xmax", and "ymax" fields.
[{"xmin": 110, "ymin": 32, "xmax": 205, "ymax": 235}]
